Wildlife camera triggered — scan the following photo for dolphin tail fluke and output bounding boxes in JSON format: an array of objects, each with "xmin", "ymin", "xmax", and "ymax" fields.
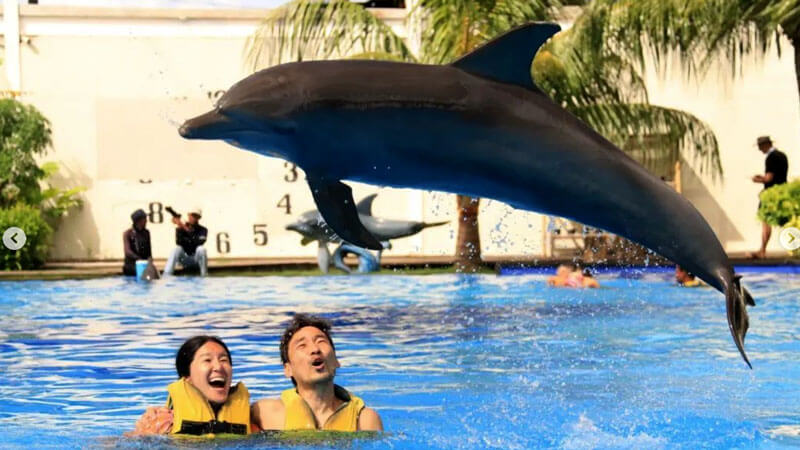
[{"xmin": 726, "ymin": 276, "xmax": 754, "ymax": 369}]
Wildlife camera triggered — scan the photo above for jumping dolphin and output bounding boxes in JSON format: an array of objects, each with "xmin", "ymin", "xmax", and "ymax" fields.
[
  {"xmin": 286, "ymin": 194, "xmax": 448, "ymax": 246},
  {"xmin": 179, "ymin": 23, "xmax": 756, "ymax": 367}
]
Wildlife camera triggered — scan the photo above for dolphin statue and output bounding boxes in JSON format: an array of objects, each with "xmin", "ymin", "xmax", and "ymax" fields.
[
  {"xmin": 179, "ymin": 23, "xmax": 756, "ymax": 367},
  {"xmin": 286, "ymin": 194, "xmax": 447, "ymax": 273},
  {"xmin": 285, "ymin": 194, "xmax": 448, "ymax": 246}
]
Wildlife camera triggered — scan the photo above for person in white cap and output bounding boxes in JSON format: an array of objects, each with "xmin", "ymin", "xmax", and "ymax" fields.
[{"xmin": 164, "ymin": 206, "xmax": 208, "ymax": 276}]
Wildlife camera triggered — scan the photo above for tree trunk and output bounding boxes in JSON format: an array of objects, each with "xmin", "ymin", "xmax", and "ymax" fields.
[
  {"xmin": 787, "ymin": 28, "xmax": 800, "ymax": 108},
  {"xmin": 454, "ymin": 194, "xmax": 482, "ymax": 272}
]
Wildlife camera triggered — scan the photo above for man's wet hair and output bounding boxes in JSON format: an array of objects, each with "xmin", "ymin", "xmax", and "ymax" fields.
[
  {"xmin": 279, "ymin": 314, "xmax": 336, "ymax": 364},
  {"xmin": 175, "ymin": 335, "xmax": 232, "ymax": 378}
]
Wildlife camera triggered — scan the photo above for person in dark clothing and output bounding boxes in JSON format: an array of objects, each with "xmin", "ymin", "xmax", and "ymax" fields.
[
  {"xmin": 164, "ymin": 206, "xmax": 208, "ymax": 276},
  {"xmin": 123, "ymin": 209, "xmax": 153, "ymax": 276},
  {"xmin": 750, "ymin": 135, "xmax": 789, "ymax": 258}
]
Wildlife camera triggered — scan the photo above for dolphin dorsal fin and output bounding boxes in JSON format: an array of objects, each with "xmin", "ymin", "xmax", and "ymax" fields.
[
  {"xmin": 450, "ymin": 22, "xmax": 560, "ymax": 91},
  {"xmin": 356, "ymin": 193, "xmax": 378, "ymax": 216}
]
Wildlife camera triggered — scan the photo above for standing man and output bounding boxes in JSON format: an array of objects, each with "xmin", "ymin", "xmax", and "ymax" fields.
[
  {"xmin": 164, "ymin": 206, "xmax": 208, "ymax": 276},
  {"xmin": 751, "ymin": 135, "xmax": 789, "ymax": 258},
  {"xmin": 122, "ymin": 209, "xmax": 152, "ymax": 276},
  {"xmin": 251, "ymin": 314, "xmax": 383, "ymax": 432}
]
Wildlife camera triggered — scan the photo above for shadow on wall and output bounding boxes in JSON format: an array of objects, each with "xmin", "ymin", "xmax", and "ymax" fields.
[
  {"xmin": 46, "ymin": 163, "xmax": 100, "ymax": 261},
  {"xmin": 680, "ymin": 159, "xmax": 743, "ymax": 248}
]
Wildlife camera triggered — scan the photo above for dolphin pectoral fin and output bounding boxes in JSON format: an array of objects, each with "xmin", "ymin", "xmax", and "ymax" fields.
[
  {"xmin": 356, "ymin": 193, "xmax": 378, "ymax": 216},
  {"xmin": 450, "ymin": 22, "xmax": 560, "ymax": 91},
  {"xmin": 307, "ymin": 177, "xmax": 383, "ymax": 250},
  {"xmin": 726, "ymin": 279, "xmax": 753, "ymax": 369},
  {"xmin": 422, "ymin": 220, "xmax": 449, "ymax": 229}
]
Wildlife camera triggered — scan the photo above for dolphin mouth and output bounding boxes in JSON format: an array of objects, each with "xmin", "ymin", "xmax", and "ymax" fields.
[{"xmin": 179, "ymin": 109, "xmax": 245, "ymax": 140}]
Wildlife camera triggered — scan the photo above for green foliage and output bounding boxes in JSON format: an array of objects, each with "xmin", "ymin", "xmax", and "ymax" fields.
[
  {"xmin": 758, "ymin": 179, "xmax": 800, "ymax": 227},
  {"xmin": 0, "ymin": 98, "xmax": 52, "ymax": 208},
  {"xmin": 245, "ymin": 0, "xmax": 413, "ymax": 70},
  {"xmin": 0, "ymin": 98, "xmax": 83, "ymax": 269},
  {"xmin": 0, "ymin": 204, "xmax": 53, "ymax": 270},
  {"xmin": 0, "ymin": 100, "xmax": 83, "ymax": 222},
  {"xmin": 532, "ymin": 6, "xmax": 723, "ymax": 179}
]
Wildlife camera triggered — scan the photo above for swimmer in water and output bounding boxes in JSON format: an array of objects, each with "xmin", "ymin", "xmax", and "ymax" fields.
[{"xmin": 128, "ymin": 335, "xmax": 251, "ymax": 436}]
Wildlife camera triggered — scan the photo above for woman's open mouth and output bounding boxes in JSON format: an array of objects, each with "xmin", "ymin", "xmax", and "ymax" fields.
[{"xmin": 208, "ymin": 376, "xmax": 227, "ymax": 389}]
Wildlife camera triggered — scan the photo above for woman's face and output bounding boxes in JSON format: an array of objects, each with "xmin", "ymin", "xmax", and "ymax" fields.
[{"xmin": 186, "ymin": 341, "xmax": 232, "ymax": 405}]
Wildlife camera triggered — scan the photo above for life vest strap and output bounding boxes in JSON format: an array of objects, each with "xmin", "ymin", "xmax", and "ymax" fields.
[{"xmin": 178, "ymin": 419, "xmax": 248, "ymax": 435}]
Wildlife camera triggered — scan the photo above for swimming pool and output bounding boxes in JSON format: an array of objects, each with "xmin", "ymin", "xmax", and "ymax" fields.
[{"xmin": 0, "ymin": 270, "xmax": 798, "ymax": 449}]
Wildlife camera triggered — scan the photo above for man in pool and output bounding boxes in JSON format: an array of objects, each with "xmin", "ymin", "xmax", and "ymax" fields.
[{"xmin": 250, "ymin": 314, "xmax": 383, "ymax": 432}]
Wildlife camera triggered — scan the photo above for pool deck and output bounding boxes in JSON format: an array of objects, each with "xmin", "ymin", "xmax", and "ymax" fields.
[{"xmin": 0, "ymin": 252, "xmax": 797, "ymax": 280}]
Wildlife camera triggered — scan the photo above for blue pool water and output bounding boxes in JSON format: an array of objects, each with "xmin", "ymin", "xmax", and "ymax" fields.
[{"xmin": 0, "ymin": 270, "xmax": 798, "ymax": 449}]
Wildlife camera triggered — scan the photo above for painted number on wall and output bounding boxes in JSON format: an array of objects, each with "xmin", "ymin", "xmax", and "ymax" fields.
[
  {"xmin": 253, "ymin": 224, "xmax": 268, "ymax": 246},
  {"xmin": 148, "ymin": 202, "xmax": 164, "ymax": 224},
  {"xmin": 277, "ymin": 194, "xmax": 292, "ymax": 215},
  {"xmin": 216, "ymin": 232, "xmax": 230, "ymax": 254},
  {"xmin": 284, "ymin": 162, "xmax": 299, "ymax": 183}
]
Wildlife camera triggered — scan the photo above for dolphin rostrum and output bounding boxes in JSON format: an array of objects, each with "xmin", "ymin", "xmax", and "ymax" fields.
[
  {"xmin": 286, "ymin": 194, "xmax": 448, "ymax": 246},
  {"xmin": 179, "ymin": 23, "xmax": 756, "ymax": 367}
]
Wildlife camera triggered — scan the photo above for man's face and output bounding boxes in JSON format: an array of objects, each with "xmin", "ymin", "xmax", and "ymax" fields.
[
  {"xmin": 186, "ymin": 341, "xmax": 232, "ymax": 405},
  {"xmin": 284, "ymin": 326, "xmax": 340, "ymax": 387},
  {"xmin": 675, "ymin": 267, "xmax": 690, "ymax": 283},
  {"xmin": 188, "ymin": 214, "xmax": 200, "ymax": 225},
  {"xmin": 134, "ymin": 217, "xmax": 147, "ymax": 230},
  {"xmin": 758, "ymin": 142, "xmax": 771, "ymax": 153}
]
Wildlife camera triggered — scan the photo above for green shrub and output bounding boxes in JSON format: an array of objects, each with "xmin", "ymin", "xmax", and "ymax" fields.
[
  {"xmin": 757, "ymin": 180, "xmax": 800, "ymax": 227},
  {"xmin": 0, "ymin": 204, "xmax": 52, "ymax": 270}
]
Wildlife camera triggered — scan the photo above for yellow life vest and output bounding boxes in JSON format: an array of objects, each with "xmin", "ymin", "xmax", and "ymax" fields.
[
  {"xmin": 681, "ymin": 279, "xmax": 702, "ymax": 288},
  {"xmin": 166, "ymin": 378, "xmax": 251, "ymax": 436},
  {"xmin": 281, "ymin": 385, "xmax": 365, "ymax": 431}
]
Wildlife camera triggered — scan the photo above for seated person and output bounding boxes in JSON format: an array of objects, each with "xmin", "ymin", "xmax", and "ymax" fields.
[
  {"xmin": 128, "ymin": 335, "xmax": 251, "ymax": 436},
  {"xmin": 675, "ymin": 265, "xmax": 702, "ymax": 287},
  {"xmin": 164, "ymin": 207, "xmax": 208, "ymax": 277},
  {"xmin": 547, "ymin": 263, "xmax": 574, "ymax": 287},
  {"xmin": 251, "ymin": 314, "xmax": 383, "ymax": 432},
  {"xmin": 122, "ymin": 209, "xmax": 152, "ymax": 276}
]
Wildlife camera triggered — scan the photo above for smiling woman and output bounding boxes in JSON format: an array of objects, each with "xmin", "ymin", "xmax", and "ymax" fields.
[{"xmin": 127, "ymin": 336, "xmax": 251, "ymax": 436}]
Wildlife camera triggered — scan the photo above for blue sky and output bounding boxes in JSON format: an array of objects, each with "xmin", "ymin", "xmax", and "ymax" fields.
[{"xmin": 26, "ymin": 0, "xmax": 291, "ymax": 8}]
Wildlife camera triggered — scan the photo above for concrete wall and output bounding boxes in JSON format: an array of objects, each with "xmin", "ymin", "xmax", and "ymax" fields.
[{"xmin": 0, "ymin": 5, "xmax": 796, "ymax": 261}]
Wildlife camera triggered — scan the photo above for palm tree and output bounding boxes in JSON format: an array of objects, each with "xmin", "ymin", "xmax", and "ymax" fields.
[
  {"xmin": 244, "ymin": 0, "xmax": 723, "ymax": 269},
  {"xmin": 582, "ymin": 0, "xmax": 800, "ymax": 104}
]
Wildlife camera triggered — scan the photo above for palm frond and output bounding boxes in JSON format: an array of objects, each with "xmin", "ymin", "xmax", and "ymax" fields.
[
  {"xmin": 412, "ymin": 0, "xmax": 560, "ymax": 64},
  {"xmin": 587, "ymin": 0, "xmax": 783, "ymax": 79},
  {"xmin": 244, "ymin": 0, "xmax": 413, "ymax": 71}
]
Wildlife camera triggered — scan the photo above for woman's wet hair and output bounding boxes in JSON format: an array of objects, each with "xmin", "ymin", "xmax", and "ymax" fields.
[{"xmin": 175, "ymin": 335, "xmax": 232, "ymax": 378}]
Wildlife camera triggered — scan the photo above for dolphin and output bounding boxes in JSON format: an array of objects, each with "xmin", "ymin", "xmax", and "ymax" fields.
[
  {"xmin": 179, "ymin": 23, "xmax": 756, "ymax": 367},
  {"xmin": 285, "ymin": 194, "xmax": 448, "ymax": 246}
]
